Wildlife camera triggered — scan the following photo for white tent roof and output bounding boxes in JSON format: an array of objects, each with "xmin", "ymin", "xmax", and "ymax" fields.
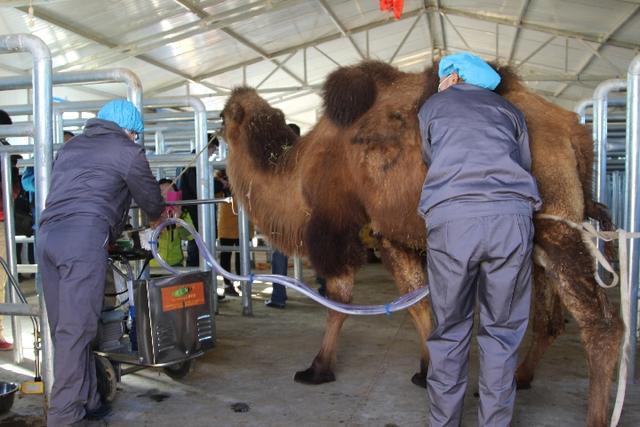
[{"xmin": 0, "ymin": 0, "xmax": 638, "ymax": 129}]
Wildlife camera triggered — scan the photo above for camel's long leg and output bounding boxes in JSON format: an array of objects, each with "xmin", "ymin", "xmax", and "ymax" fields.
[
  {"xmin": 294, "ymin": 270, "xmax": 355, "ymax": 385},
  {"xmin": 515, "ymin": 264, "xmax": 566, "ymax": 389},
  {"xmin": 536, "ymin": 222, "xmax": 623, "ymax": 427},
  {"xmin": 378, "ymin": 238, "xmax": 433, "ymax": 388}
]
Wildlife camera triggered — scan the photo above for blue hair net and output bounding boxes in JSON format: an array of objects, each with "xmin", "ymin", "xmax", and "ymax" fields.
[
  {"xmin": 97, "ymin": 99, "xmax": 144, "ymax": 134},
  {"xmin": 438, "ymin": 52, "xmax": 501, "ymax": 91}
]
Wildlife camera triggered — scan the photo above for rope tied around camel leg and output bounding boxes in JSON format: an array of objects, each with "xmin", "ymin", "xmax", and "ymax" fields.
[{"xmin": 535, "ymin": 213, "xmax": 640, "ymax": 427}]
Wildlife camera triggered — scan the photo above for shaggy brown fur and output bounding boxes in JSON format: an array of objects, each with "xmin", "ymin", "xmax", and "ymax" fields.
[{"xmin": 221, "ymin": 61, "xmax": 622, "ymax": 426}]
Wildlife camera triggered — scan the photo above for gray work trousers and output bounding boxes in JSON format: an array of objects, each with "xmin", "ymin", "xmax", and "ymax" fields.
[
  {"xmin": 426, "ymin": 214, "xmax": 533, "ymax": 427},
  {"xmin": 37, "ymin": 217, "xmax": 110, "ymax": 426}
]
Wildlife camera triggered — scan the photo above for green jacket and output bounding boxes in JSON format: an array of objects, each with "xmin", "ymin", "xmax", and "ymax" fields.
[{"xmin": 150, "ymin": 211, "xmax": 194, "ymax": 267}]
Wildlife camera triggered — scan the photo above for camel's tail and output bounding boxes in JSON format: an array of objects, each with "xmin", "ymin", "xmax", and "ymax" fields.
[{"xmin": 585, "ymin": 199, "xmax": 617, "ymax": 260}]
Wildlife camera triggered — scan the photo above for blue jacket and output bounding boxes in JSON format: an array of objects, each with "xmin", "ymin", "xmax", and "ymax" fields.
[
  {"xmin": 40, "ymin": 118, "xmax": 163, "ymax": 239},
  {"xmin": 418, "ymin": 83, "xmax": 542, "ymax": 226}
]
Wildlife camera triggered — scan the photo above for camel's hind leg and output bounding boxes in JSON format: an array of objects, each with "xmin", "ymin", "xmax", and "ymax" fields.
[
  {"xmin": 379, "ymin": 238, "xmax": 433, "ymax": 388},
  {"xmin": 515, "ymin": 264, "xmax": 565, "ymax": 389},
  {"xmin": 294, "ymin": 271, "xmax": 355, "ymax": 385},
  {"xmin": 537, "ymin": 222, "xmax": 623, "ymax": 427}
]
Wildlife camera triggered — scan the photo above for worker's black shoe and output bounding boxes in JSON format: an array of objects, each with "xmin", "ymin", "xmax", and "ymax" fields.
[
  {"xmin": 265, "ymin": 299, "xmax": 285, "ymax": 309},
  {"xmin": 85, "ymin": 403, "xmax": 112, "ymax": 421}
]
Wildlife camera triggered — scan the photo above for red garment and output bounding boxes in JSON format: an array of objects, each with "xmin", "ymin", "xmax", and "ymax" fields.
[
  {"xmin": 0, "ymin": 183, "xmax": 21, "ymax": 222},
  {"xmin": 380, "ymin": 0, "xmax": 404, "ymax": 19}
]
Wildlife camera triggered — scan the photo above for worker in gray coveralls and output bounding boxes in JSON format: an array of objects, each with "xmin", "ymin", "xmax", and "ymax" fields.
[
  {"xmin": 37, "ymin": 99, "xmax": 164, "ymax": 426},
  {"xmin": 418, "ymin": 52, "xmax": 542, "ymax": 427}
]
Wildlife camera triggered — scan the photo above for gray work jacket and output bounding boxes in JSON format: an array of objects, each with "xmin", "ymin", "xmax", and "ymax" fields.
[
  {"xmin": 417, "ymin": 83, "xmax": 542, "ymax": 227},
  {"xmin": 40, "ymin": 118, "xmax": 164, "ymax": 240}
]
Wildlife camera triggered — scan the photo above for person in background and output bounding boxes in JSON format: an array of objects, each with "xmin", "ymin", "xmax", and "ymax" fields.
[
  {"xmin": 178, "ymin": 135, "xmax": 220, "ymax": 267},
  {"xmin": 0, "ymin": 109, "xmax": 20, "ymax": 351},
  {"xmin": 63, "ymin": 130, "xmax": 75, "ymax": 143},
  {"xmin": 149, "ymin": 179, "xmax": 194, "ymax": 268},
  {"xmin": 37, "ymin": 99, "xmax": 164, "ymax": 426},
  {"xmin": 20, "ymin": 130, "xmax": 75, "ymax": 195},
  {"xmin": 418, "ymin": 52, "xmax": 541, "ymax": 427},
  {"xmin": 265, "ymin": 123, "xmax": 300, "ymax": 309}
]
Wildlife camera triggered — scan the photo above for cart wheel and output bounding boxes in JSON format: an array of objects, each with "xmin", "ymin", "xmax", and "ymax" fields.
[
  {"xmin": 163, "ymin": 359, "xmax": 194, "ymax": 380},
  {"xmin": 95, "ymin": 355, "xmax": 118, "ymax": 403}
]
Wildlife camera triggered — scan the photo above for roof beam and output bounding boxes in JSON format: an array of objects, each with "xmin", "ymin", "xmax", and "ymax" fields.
[
  {"xmin": 173, "ymin": 0, "xmax": 208, "ymax": 19},
  {"xmin": 316, "ymin": 0, "xmax": 365, "ymax": 59},
  {"xmin": 16, "ymin": 5, "xmax": 226, "ymax": 95},
  {"xmin": 435, "ymin": 0, "xmax": 447, "ymax": 54},
  {"xmin": 433, "ymin": 5, "xmax": 639, "ymax": 51},
  {"xmin": 441, "ymin": 11, "xmax": 471, "ymax": 51},
  {"xmin": 172, "ymin": 0, "xmax": 308, "ymax": 88},
  {"xmin": 50, "ymin": 1, "xmax": 299, "ymax": 73},
  {"xmin": 221, "ymin": 28, "xmax": 307, "ymax": 85},
  {"xmin": 149, "ymin": 4, "xmax": 640, "ymax": 97},
  {"xmin": 515, "ymin": 35, "xmax": 556, "ymax": 70},
  {"xmin": 313, "ymin": 46, "xmax": 341, "ymax": 67},
  {"xmin": 389, "ymin": 12, "xmax": 424, "ymax": 63},
  {"xmin": 150, "ymin": 6, "xmax": 426, "ymax": 93},
  {"xmin": 507, "ymin": 0, "xmax": 532, "ymax": 64},
  {"xmin": 0, "ymin": 0, "xmax": 67, "ymax": 6},
  {"xmin": 422, "ymin": 8, "xmax": 437, "ymax": 63},
  {"xmin": 553, "ymin": 4, "xmax": 640, "ymax": 97},
  {"xmin": 256, "ymin": 52, "xmax": 298, "ymax": 89},
  {"xmin": 423, "ymin": 1, "xmax": 447, "ymax": 60}
]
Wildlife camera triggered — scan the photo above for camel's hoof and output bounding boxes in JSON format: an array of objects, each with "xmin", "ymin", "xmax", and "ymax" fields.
[
  {"xmin": 516, "ymin": 378, "xmax": 532, "ymax": 390},
  {"xmin": 294, "ymin": 368, "xmax": 335, "ymax": 385},
  {"xmin": 411, "ymin": 372, "xmax": 427, "ymax": 388}
]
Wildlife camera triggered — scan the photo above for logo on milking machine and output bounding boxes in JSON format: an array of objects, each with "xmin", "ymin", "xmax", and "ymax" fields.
[{"xmin": 161, "ymin": 281, "xmax": 206, "ymax": 312}]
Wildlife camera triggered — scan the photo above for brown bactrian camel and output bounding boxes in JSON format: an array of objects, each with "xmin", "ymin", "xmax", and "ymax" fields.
[{"xmin": 221, "ymin": 61, "xmax": 623, "ymax": 427}]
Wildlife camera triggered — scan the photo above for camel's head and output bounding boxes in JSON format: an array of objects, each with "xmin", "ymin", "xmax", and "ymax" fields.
[{"xmin": 221, "ymin": 87, "xmax": 298, "ymax": 170}]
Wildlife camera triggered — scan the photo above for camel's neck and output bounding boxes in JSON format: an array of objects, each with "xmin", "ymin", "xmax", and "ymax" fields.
[{"xmin": 226, "ymin": 141, "xmax": 308, "ymax": 255}]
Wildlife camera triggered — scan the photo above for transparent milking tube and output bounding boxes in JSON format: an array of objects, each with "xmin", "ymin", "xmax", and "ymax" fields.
[{"xmin": 149, "ymin": 218, "xmax": 430, "ymax": 315}]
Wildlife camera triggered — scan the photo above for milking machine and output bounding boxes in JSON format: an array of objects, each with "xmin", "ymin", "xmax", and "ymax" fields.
[
  {"xmin": 94, "ymin": 226, "xmax": 215, "ymax": 403},
  {"xmin": 93, "ymin": 195, "xmax": 430, "ymax": 402}
]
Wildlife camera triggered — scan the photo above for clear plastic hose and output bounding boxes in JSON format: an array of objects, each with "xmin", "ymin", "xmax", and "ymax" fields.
[{"xmin": 149, "ymin": 218, "xmax": 430, "ymax": 315}]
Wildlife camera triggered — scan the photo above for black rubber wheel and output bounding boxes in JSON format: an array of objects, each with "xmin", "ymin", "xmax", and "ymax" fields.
[
  {"xmin": 95, "ymin": 355, "xmax": 118, "ymax": 403},
  {"xmin": 163, "ymin": 359, "xmax": 194, "ymax": 380}
]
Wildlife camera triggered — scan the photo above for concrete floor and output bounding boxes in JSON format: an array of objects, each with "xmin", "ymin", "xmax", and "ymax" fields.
[{"xmin": 0, "ymin": 263, "xmax": 638, "ymax": 426}]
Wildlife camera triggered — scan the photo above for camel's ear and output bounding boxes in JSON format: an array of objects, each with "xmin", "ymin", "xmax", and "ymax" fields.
[{"xmin": 223, "ymin": 101, "xmax": 245, "ymax": 125}]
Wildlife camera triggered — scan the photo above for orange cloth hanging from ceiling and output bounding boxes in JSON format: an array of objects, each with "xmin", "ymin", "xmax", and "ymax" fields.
[{"xmin": 379, "ymin": 0, "xmax": 404, "ymax": 20}]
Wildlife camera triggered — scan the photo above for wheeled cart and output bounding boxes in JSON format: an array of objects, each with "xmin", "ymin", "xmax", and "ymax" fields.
[{"xmin": 95, "ymin": 249, "xmax": 216, "ymax": 402}]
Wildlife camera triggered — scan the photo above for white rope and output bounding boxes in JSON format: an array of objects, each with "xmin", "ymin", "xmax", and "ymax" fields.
[
  {"xmin": 536, "ymin": 214, "xmax": 619, "ymax": 288},
  {"xmin": 535, "ymin": 213, "xmax": 640, "ymax": 427}
]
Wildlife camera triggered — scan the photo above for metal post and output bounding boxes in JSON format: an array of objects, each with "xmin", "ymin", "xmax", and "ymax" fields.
[
  {"xmin": 144, "ymin": 97, "xmax": 215, "ymax": 302},
  {"xmin": 293, "ymin": 257, "xmax": 303, "ymax": 281},
  {"xmin": 154, "ymin": 130, "xmax": 165, "ymax": 180},
  {"xmin": 217, "ymin": 138, "xmax": 229, "ymax": 161},
  {"xmin": 54, "ymin": 111, "xmax": 63, "ymax": 146},
  {"xmin": 625, "ymin": 53, "xmax": 640, "ymax": 382},
  {"xmin": 1, "ymin": 153, "xmax": 22, "ymax": 363},
  {"xmin": 575, "ymin": 98, "xmax": 592, "ymax": 124},
  {"xmin": 207, "ymin": 164, "xmax": 218, "ymax": 313},
  {"xmin": 237, "ymin": 205, "xmax": 252, "ymax": 316},
  {"xmin": 593, "ymin": 79, "xmax": 626, "ymax": 205},
  {"xmin": 0, "ymin": 32, "xmax": 54, "ymax": 400}
]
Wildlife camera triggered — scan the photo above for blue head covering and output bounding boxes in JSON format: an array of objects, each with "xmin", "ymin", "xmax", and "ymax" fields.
[
  {"xmin": 438, "ymin": 52, "xmax": 501, "ymax": 90},
  {"xmin": 97, "ymin": 99, "xmax": 144, "ymax": 134}
]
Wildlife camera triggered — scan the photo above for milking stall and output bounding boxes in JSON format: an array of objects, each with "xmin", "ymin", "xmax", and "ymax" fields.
[{"xmin": 0, "ymin": 0, "xmax": 638, "ymax": 426}]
